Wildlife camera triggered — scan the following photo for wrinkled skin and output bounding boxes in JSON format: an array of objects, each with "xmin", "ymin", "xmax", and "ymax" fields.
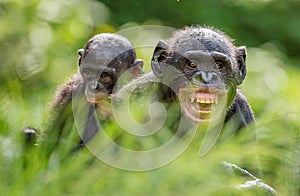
[
  {"xmin": 151, "ymin": 26, "xmax": 254, "ymax": 126},
  {"xmin": 112, "ymin": 25, "xmax": 273, "ymax": 195}
]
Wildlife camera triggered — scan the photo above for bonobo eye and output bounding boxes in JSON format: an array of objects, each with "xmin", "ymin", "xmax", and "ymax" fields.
[
  {"xmin": 188, "ymin": 62, "xmax": 197, "ymax": 68},
  {"xmin": 100, "ymin": 72, "xmax": 112, "ymax": 83},
  {"xmin": 214, "ymin": 61, "xmax": 225, "ymax": 71},
  {"xmin": 82, "ymin": 70, "xmax": 93, "ymax": 78}
]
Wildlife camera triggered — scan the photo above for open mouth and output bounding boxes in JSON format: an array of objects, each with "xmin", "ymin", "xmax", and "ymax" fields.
[{"xmin": 178, "ymin": 87, "xmax": 227, "ymax": 122}]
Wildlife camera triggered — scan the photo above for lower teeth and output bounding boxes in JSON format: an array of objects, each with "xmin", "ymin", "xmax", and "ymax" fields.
[{"xmin": 200, "ymin": 110, "xmax": 211, "ymax": 114}]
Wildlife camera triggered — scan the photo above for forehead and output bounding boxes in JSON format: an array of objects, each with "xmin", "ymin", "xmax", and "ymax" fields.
[
  {"xmin": 82, "ymin": 47, "xmax": 120, "ymax": 67},
  {"xmin": 169, "ymin": 28, "xmax": 235, "ymax": 58},
  {"xmin": 82, "ymin": 37, "xmax": 135, "ymax": 68}
]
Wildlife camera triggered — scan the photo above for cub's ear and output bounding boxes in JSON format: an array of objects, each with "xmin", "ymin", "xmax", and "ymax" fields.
[
  {"xmin": 77, "ymin": 49, "xmax": 84, "ymax": 66},
  {"xmin": 131, "ymin": 59, "xmax": 144, "ymax": 77},
  {"xmin": 151, "ymin": 40, "xmax": 169, "ymax": 78},
  {"xmin": 236, "ymin": 46, "xmax": 247, "ymax": 85}
]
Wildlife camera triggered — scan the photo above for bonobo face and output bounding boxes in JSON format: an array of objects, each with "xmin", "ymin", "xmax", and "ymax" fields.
[
  {"xmin": 151, "ymin": 27, "xmax": 246, "ymax": 122},
  {"xmin": 78, "ymin": 33, "xmax": 143, "ymax": 104},
  {"xmin": 80, "ymin": 52, "xmax": 119, "ymax": 103},
  {"xmin": 79, "ymin": 48, "xmax": 132, "ymax": 103},
  {"xmin": 177, "ymin": 50, "xmax": 235, "ymax": 122}
]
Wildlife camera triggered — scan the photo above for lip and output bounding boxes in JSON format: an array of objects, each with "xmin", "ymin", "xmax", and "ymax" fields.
[
  {"xmin": 85, "ymin": 90, "xmax": 110, "ymax": 103},
  {"xmin": 178, "ymin": 87, "xmax": 227, "ymax": 122}
]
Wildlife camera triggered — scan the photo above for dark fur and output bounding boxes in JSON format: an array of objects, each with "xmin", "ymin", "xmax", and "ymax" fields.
[
  {"xmin": 154, "ymin": 26, "xmax": 254, "ymax": 130},
  {"xmin": 42, "ymin": 33, "xmax": 143, "ymax": 154},
  {"xmin": 115, "ymin": 26, "xmax": 254, "ymax": 136}
]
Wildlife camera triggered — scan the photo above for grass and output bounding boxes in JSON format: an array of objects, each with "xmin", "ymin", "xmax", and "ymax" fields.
[{"xmin": 0, "ymin": 44, "xmax": 299, "ymax": 196}]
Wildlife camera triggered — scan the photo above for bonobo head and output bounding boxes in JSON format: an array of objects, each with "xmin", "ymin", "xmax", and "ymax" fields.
[
  {"xmin": 78, "ymin": 33, "xmax": 143, "ymax": 103},
  {"xmin": 151, "ymin": 26, "xmax": 247, "ymax": 122}
]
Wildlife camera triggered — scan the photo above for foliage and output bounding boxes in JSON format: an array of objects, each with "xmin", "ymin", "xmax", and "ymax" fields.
[
  {"xmin": 0, "ymin": 0, "xmax": 299, "ymax": 195},
  {"xmin": 100, "ymin": 0, "xmax": 300, "ymax": 63}
]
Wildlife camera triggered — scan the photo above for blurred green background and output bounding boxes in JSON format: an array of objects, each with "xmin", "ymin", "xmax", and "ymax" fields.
[{"xmin": 0, "ymin": 0, "xmax": 299, "ymax": 195}]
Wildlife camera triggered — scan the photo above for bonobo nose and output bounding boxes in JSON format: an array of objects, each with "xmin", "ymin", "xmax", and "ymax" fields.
[
  {"xmin": 201, "ymin": 72, "xmax": 213, "ymax": 83},
  {"xmin": 89, "ymin": 80, "xmax": 100, "ymax": 92},
  {"xmin": 196, "ymin": 71, "xmax": 218, "ymax": 84}
]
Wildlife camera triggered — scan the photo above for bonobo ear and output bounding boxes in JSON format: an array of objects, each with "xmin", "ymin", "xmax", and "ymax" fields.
[
  {"xmin": 131, "ymin": 59, "xmax": 144, "ymax": 77},
  {"xmin": 77, "ymin": 49, "xmax": 84, "ymax": 66},
  {"xmin": 236, "ymin": 46, "xmax": 247, "ymax": 85},
  {"xmin": 151, "ymin": 40, "xmax": 169, "ymax": 78}
]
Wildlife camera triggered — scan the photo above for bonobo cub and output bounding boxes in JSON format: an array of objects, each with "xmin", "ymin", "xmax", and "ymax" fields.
[{"xmin": 43, "ymin": 33, "xmax": 143, "ymax": 153}]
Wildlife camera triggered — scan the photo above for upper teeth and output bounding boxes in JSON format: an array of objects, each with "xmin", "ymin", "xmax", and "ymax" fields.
[
  {"xmin": 197, "ymin": 98, "xmax": 213, "ymax": 104},
  {"xmin": 190, "ymin": 98, "xmax": 196, "ymax": 103},
  {"xmin": 190, "ymin": 98, "xmax": 216, "ymax": 104}
]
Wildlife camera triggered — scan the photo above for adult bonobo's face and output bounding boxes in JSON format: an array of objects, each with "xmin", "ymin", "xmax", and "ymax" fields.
[
  {"xmin": 151, "ymin": 27, "xmax": 247, "ymax": 122},
  {"xmin": 78, "ymin": 34, "xmax": 143, "ymax": 104}
]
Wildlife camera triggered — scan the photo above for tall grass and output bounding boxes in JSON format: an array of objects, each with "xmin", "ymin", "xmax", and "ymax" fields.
[{"xmin": 0, "ymin": 0, "xmax": 299, "ymax": 195}]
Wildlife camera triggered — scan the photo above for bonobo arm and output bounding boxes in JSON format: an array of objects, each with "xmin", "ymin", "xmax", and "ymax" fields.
[
  {"xmin": 40, "ymin": 74, "xmax": 85, "ymax": 157},
  {"xmin": 51, "ymin": 73, "xmax": 83, "ymax": 112},
  {"xmin": 225, "ymin": 90, "xmax": 255, "ymax": 132}
]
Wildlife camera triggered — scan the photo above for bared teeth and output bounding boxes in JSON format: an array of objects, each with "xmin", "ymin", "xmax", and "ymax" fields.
[
  {"xmin": 190, "ymin": 97, "xmax": 196, "ymax": 103},
  {"xmin": 196, "ymin": 98, "xmax": 202, "ymax": 103},
  {"xmin": 200, "ymin": 110, "xmax": 211, "ymax": 114},
  {"xmin": 196, "ymin": 98, "xmax": 213, "ymax": 104},
  {"xmin": 189, "ymin": 93, "xmax": 219, "ymax": 104}
]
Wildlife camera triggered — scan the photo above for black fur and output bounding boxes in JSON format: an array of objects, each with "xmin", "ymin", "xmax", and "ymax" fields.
[
  {"xmin": 42, "ymin": 33, "xmax": 143, "ymax": 155},
  {"xmin": 116, "ymin": 26, "xmax": 254, "ymax": 136},
  {"xmin": 152, "ymin": 26, "xmax": 254, "ymax": 130}
]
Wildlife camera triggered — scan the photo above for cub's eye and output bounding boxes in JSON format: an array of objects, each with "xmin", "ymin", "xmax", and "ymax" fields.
[
  {"xmin": 188, "ymin": 62, "xmax": 197, "ymax": 68},
  {"xmin": 82, "ymin": 70, "xmax": 93, "ymax": 78},
  {"xmin": 100, "ymin": 72, "xmax": 112, "ymax": 83},
  {"xmin": 215, "ymin": 62, "xmax": 224, "ymax": 70}
]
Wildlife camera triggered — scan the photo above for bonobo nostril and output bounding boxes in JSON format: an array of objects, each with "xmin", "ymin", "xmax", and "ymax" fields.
[
  {"xmin": 90, "ymin": 80, "xmax": 99, "ymax": 91},
  {"xmin": 200, "ymin": 71, "xmax": 213, "ymax": 83}
]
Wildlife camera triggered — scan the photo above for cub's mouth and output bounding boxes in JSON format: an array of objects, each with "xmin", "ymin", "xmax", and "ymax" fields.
[
  {"xmin": 178, "ymin": 87, "xmax": 227, "ymax": 122},
  {"xmin": 85, "ymin": 90, "xmax": 110, "ymax": 104}
]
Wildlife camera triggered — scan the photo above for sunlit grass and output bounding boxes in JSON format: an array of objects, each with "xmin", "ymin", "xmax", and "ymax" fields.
[
  {"xmin": 0, "ymin": 0, "xmax": 299, "ymax": 195},
  {"xmin": 0, "ymin": 44, "xmax": 299, "ymax": 195}
]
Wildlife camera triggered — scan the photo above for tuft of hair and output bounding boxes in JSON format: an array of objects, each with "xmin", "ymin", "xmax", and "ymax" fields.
[
  {"xmin": 83, "ymin": 33, "xmax": 136, "ymax": 65},
  {"xmin": 166, "ymin": 25, "xmax": 236, "ymax": 58},
  {"xmin": 51, "ymin": 73, "xmax": 83, "ymax": 110}
]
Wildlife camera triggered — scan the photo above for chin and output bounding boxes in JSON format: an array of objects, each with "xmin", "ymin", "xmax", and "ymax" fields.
[{"xmin": 85, "ymin": 90, "xmax": 110, "ymax": 104}]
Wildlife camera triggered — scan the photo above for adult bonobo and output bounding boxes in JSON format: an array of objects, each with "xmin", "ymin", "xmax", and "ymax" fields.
[
  {"xmin": 151, "ymin": 26, "xmax": 254, "ymax": 131},
  {"xmin": 147, "ymin": 26, "xmax": 276, "ymax": 195},
  {"xmin": 113, "ymin": 26, "xmax": 255, "ymax": 153},
  {"xmin": 42, "ymin": 33, "xmax": 143, "ymax": 155}
]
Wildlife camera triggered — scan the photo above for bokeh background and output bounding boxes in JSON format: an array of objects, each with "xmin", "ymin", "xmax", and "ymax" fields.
[{"xmin": 0, "ymin": 0, "xmax": 299, "ymax": 195}]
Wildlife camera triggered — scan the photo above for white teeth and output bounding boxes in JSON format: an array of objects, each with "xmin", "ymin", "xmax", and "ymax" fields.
[
  {"xmin": 196, "ymin": 98, "xmax": 213, "ymax": 104},
  {"xmin": 196, "ymin": 98, "xmax": 202, "ymax": 103},
  {"xmin": 200, "ymin": 110, "xmax": 211, "ymax": 114},
  {"xmin": 190, "ymin": 98, "xmax": 196, "ymax": 103},
  {"xmin": 190, "ymin": 105, "xmax": 211, "ymax": 114},
  {"xmin": 189, "ymin": 95, "xmax": 219, "ymax": 104}
]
